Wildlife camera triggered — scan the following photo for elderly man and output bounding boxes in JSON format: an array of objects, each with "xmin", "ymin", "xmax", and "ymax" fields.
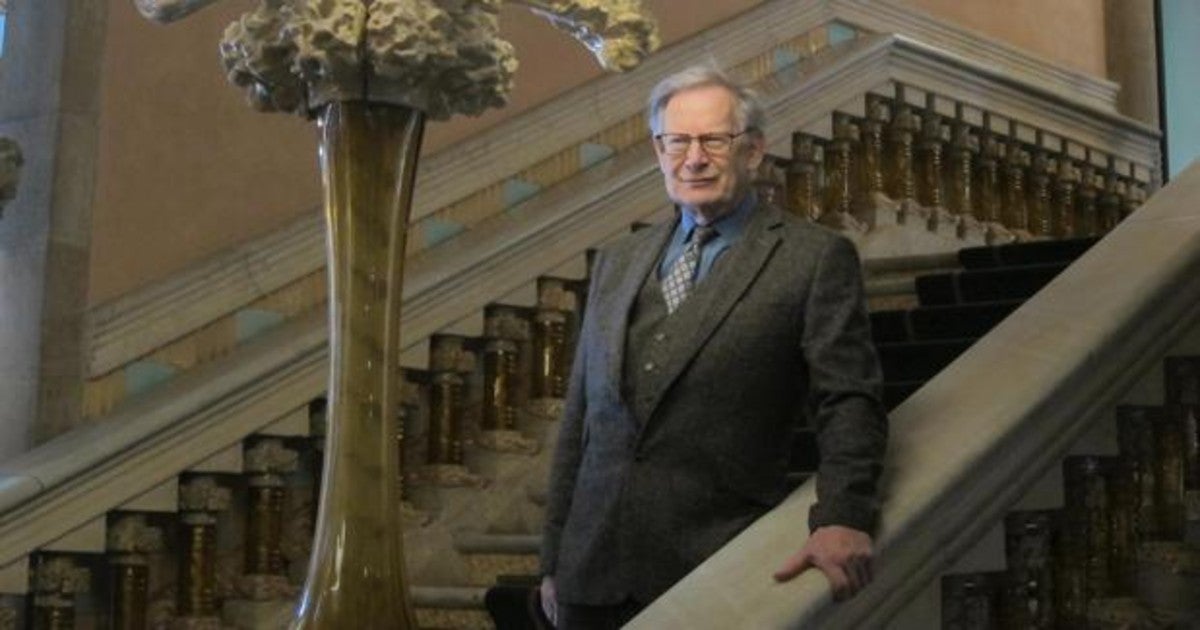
[{"xmin": 538, "ymin": 65, "xmax": 888, "ymax": 628}]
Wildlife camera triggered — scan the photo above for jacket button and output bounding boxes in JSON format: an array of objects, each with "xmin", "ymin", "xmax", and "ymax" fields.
[
  {"xmin": 643, "ymin": 361, "xmax": 656, "ymax": 372},
  {"xmin": 653, "ymin": 332, "xmax": 666, "ymax": 342}
]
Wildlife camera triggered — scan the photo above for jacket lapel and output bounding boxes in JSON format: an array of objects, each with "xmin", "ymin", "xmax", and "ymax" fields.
[
  {"xmin": 601, "ymin": 219, "xmax": 677, "ymax": 392},
  {"xmin": 639, "ymin": 203, "xmax": 784, "ymax": 428}
]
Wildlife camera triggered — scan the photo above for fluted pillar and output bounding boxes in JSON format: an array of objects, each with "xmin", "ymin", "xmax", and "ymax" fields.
[
  {"xmin": 176, "ymin": 476, "xmax": 231, "ymax": 630},
  {"xmin": 1025, "ymin": 137, "xmax": 1054, "ymax": 237},
  {"xmin": 107, "ymin": 514, "xmax": 165, "ymax": 630},
  {"xmin": 31, "ymin": 555, "xmax": 89, "ymax": 630}
]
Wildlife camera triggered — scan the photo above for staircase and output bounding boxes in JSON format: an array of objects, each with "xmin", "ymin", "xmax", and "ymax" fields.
[{"xmin": 0, "ymin": 3, "xmax": 1168, "ymax": 628}]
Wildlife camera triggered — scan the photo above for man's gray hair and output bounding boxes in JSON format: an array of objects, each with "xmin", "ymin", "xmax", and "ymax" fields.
[{"xmin": 647, "ymin": 65, "xmax": 766, "ymax": 137}]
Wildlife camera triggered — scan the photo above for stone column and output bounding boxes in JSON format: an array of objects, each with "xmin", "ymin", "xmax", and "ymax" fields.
[
  {"xmin": 1104, "ymin": 0, "xmax": 1159, "ymax": 126},
  {"xmin": 107, "ymin": 514, "xmax": 165, "ymax": 630},
  {"xmin": 175, "ymin": 476, "xmax": 231, "ymax": 630},
  {"xmin": 0, "ymin": 0, "xmax": 109, "ymax": 457},
  {"xmin": 31, "ymin": 555, "xmax": 89, "ymax": 630}
]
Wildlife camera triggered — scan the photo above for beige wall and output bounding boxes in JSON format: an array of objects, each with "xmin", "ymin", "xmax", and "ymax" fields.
[
  {"xmin": 88, "ymin": 0, "xmax": 1109, "ymax": 305},
  {"xmin": 87, "ymin": 0, "xmax": 763, "ymax": 304},
  {"xmin": 899, "ymin": 0, "xmax": 1107, "ymax": 78}
]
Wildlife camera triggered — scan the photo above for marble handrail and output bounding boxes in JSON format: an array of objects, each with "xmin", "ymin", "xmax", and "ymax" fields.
[{"xmin": 630, "ymin": 159, "xmax": 1200, "ymax": 628}]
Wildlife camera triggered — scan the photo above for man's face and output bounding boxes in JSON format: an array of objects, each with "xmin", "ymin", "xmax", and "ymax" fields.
[{"xmin": 653, "ymin": 84, "xmax": 765, "ymax": 219}]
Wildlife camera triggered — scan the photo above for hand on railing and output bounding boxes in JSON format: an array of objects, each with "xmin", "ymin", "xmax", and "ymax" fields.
[{"xmin": 773, "ymin": 524, "xmax": 875, "ymax": 601}]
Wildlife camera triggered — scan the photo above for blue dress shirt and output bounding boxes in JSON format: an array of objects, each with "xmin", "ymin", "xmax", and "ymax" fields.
[{"xmin": 657, "ymin": 194, "xmax": 756, "ymax": 284}]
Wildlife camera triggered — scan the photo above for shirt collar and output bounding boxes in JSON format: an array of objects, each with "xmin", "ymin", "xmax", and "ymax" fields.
[{"xmin": 679, "ymin": 192, "xmax": 756, "ymax": 242}]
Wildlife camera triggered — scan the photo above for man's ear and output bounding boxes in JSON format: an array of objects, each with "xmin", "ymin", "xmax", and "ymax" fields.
[{"xmin": 745, "ymin": 133, "xmax": 767, "ymax": 170}]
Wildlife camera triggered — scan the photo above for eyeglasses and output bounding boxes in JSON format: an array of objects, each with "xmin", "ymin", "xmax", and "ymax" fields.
[{"xmin": 654, "ymin": 131, "xmax": 749, "ymax": 156}]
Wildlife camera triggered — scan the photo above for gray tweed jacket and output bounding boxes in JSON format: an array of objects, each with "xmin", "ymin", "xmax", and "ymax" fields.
[{"xmin": 540, "ymin": 201, "xmax": 887, "ymax": 606}]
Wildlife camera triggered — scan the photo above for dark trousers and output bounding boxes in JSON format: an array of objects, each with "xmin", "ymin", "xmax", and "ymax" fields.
[{"xmin": 557, "ymin": 598, "xmax": 645, "ymax": 630}]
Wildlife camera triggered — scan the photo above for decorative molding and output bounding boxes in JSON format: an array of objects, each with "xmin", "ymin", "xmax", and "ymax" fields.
[
  {"xmin": 632, "ymin": 162, "xmax": 1200, "ymax": 628},
  {"xmin": 1, "ymin": 36, "xmax": 1164, "ymax": 572},
  {"xmin": 86, "ymin": 1, "xmax": 1152, "ymax": 380},
  {"xmin": 831, "ymin": 0, "xmax": 1120, "ymax": 111}
]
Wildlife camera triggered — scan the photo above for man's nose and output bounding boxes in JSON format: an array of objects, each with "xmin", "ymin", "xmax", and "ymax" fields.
[{"xmin": 683, "ymin": 142, "xmax": 710, "ymax": 169}]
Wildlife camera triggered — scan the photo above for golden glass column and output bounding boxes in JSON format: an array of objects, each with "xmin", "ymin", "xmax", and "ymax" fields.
[
  {"xmin": 106, "ymin": 515, "xmax": 164, "ymax": 630},
  {"xmin": 132, "ymin": 2, "xmax": 658, "ymax": 628}
]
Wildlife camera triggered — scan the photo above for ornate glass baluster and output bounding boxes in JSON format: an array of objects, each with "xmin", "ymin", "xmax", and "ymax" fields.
[
  {"xmin": 1002, "ymin": 122, "xmax": 1031, "ymax": 235},
  {"xmin": 1075, "ymin": 154, "xmax": 1101, "ymax": 238},
  {"xmin": 1070, "ymin": 456, "xmax": 1116, "ymax": 600},
  {"xmin": 177, "ymin": 477, "xmax": 230, "ymax": 626},
  {"xmin": 918, "ymin": 98, "xmax": 952, "ymax": 232},
  {"xmin": 1051, "ymin": 140, "xmax": 1078, "ymax": 238},
  {"xmin": 31, "ymin": 556, "xmax": 88, "ymax": 630},
  {"xmin": 426, "ymin": 336, "xmax": 471, "ymax": 472},
  {"xmin": 107, "ymin": 515, "xmax": 163, "ymax": 630},
  {"xmin": 240, "ymin": 439, "xmax": 299, "ymax": 600},
  {"xmin": 478, "ymin": 305, "xmax": 537, "ymax": 453},
  {"xmin": 975, "ymin": 115, "xmax": 1010, "ymax": 244},
  {"xmin": 1026, "ymin": 132, "xmax": 1053, "ymax": 237},
  {"xmin": 820, "ymin": 113, "xmax": 864, "ymax": 231},
  {"xmin": 1098, "ymin": 159, "xmax": 1123, "ymax": 234},
  {"xmin": 1107, "ymin": 456, "xmax": 1139, "ymax": 596},
  {"xmin": 947, "ymin": 104, "xmax": 979, "ymax": 238},
  {"xmin": 1001, "ymin": 511, "xmax": 1057, "ymax": 629},
  {"xmin": 1117, "ymin": 405, "xmax": 1163, "ymax": 540},
  {"xmin": 943, "ymin": 573, "xmax": 1002, "ymax": 630},
  {"xmin": 885, "ymin": 87, "xmax": 921, "ymax": 222},
  {"xmin": 787, "ymin": 132, "xmax": 823, "ymax": 221},
  {"xmin": 855, "ymin": 95, "xmax": 899, "ymax": 227}
]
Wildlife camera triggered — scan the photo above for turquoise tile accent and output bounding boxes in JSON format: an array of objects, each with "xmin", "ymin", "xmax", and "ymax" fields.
[
  {"xmin": 125, "ymin": 360, "xmax": 176, "ymax": 396},
  {"xmin": 828, "ymin": 22, "xmax": 857, "ymax": 45},
  {"xmin": 579, "ymin": 142, "xmax": 616, "ymax": 169},
  {"xmin": 502, "ymin": 178, "xmax": 541, "ymax": 208},
  {"xmin": 235, "ymin": 308, "xmax": 286, "ymax": 343},
  {"xmin": 773, "ymin": 47, "xmax": 802, "ymax": 71},
  {"xmin": 423, "ymin": 217, "xmax": 465, "ymax": 247}
]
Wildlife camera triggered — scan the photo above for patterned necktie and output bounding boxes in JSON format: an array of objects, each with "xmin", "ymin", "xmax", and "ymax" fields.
[{"xmin": 661, "ymin": 225, "xmax": 718, "ymax": 314}]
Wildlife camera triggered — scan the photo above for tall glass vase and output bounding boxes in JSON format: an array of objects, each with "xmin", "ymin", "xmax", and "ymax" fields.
[{"xmin": 293, "ymin": 100, "xmax": 424, "ymax": 629}]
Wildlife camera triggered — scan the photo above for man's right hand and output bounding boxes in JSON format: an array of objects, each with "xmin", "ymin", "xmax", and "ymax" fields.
[{"xmin": 539, "ymin": 575, "xmax": 558, "ymax": 626}]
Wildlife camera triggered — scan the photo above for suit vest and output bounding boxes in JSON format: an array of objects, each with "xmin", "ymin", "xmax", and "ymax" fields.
[{"xmin": 622, "ymin": 253, "xmax": 717, "ymax": 423}]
